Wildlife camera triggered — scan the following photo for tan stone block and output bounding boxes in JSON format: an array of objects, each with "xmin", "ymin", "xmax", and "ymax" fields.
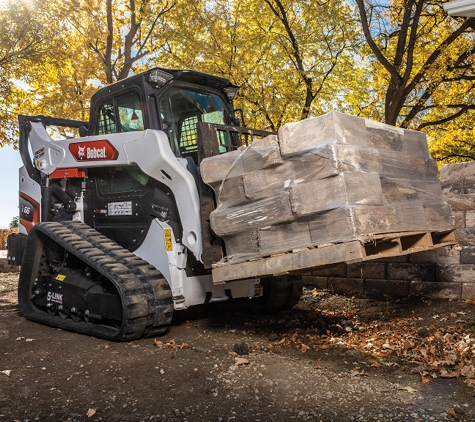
[
  {"xmin": 465, "ymin": 210, "xmax": 475, "ymax": 228},
  {"xmin": 210, "ymin": 193, "xmax": 294, "ymax": 237},
  {"xmin": 290, "ymin": 172, "xmax": 384, "ymax": 218},
  {"xmin": 277, "ymin": 111, "xmax": 368, "ymax": 157},
  {"xmin": 258, "ymin": 221, "xmax": 312, "ymax": 256}
]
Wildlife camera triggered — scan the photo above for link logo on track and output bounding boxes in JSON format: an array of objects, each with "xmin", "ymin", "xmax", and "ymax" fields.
[
  {"xmin": 69, "ymin": 140, "xmax": 119, "ymax": 162},
  {"xmin": 47, "ymin": 292, "xmax": 63, "ymax": 304}
]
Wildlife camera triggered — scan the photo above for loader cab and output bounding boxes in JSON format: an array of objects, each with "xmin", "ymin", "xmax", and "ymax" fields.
[
  {"xmin": 85, "ymin": 68, "xmax": 239, "ymax": 253},
  {"xmin": 89, "ymin": 67, "xmax": 239, "ymax": 166}
]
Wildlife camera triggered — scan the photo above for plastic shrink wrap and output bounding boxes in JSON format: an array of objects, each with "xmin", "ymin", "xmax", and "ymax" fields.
[{"xmin": 200, "ymin": 111, "xmax": 454, "ymax": 263}]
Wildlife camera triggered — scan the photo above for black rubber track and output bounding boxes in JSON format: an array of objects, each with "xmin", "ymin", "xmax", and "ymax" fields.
[{"xmin": 18, "ymin": 221, "xmax": 174, "ymax": 341}]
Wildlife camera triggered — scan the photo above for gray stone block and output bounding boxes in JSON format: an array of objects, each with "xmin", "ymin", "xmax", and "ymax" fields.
[
  {"xmin": 454, "ymin": 228, "xmax": 475, "ymax": 245},
  {"xmin": 462, "ymin": 283, "xmax": 475, "ymax": 300},
  {"xmin": 364, "ymin": 279, "xmax": 409, "ymax": 298},
  {"xmin": 443, "ymin": 193, "xmax": 475, "ymax": 211},
  {"xmin": 328, "ymin": 277, "xmax": 364, "ymax": 296},
  {"xmin": 387, "ymin": 263, "xmax": 435, "ymax": 281},
  {"xmin": 460, "ymin": 246, "xmax": 475, "ymax": 264},
  {"xmin": 372, "ymin": 255, "xmax": 409, "ymax": 263},
  {"xmin": 409, "ymin": 280, "xmax": 461, "ymax": 300},
  {"xmin": 347, "ymin": 262, "xmax": 386, "ymax": 279},
  {"xmin": 461, "ymin": 176, "xmax": 475, "ymax": 195},
  {"xmin": 435, "ymin": 264, "xmax": 475, "ymax": 283},
  {"xmin": 465, "ymin": 210, "xmax": 475, "ymax": 228},
  {"xmin": 301, "ymin": 275, "xmax": 328, "ymax": 289},
  {"xmin": 441, "ymin": 161, "xmax": 475, "ymax": 181},
  {"xmin": 409, "ymin": 246, "xmax": 460, "ymax": 265},
  {"xmin": 453, "ymin": 211, "xmax": 465, "ymax": 228},
  {"xmin": 310, "ymin": 263, "xmax": 347, "ymax": 277}
]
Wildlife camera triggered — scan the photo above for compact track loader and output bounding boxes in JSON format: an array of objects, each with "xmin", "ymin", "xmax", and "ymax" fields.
[
  {"xmin": 8, "ymin": 67, "xmax": 456, "ymax": 341},
  {"xmin": 8, "ymin": 68, "xmax": 302, "ymax": 340}
]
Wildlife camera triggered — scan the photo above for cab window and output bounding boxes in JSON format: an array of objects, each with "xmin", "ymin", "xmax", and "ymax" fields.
[
  {"xmin": 95, "ymin": 92, "xmax": 145, "ymax": 135},
  {"xmin": 95, "ymin": 165, "xmax": 149, "ymax": 196},
  {"xmin": 159, "ymin": 88, "xmax": 229, "ymax": 164}
]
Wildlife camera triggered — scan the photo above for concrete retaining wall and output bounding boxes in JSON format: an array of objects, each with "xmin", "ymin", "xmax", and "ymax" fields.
[{"xmin": 303, "ymin": 161, "xmax": 475, "ymax": 300}]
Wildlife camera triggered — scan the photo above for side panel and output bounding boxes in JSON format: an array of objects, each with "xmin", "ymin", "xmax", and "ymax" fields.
[{"xmin": 19, "ymin": 166, "xmax": 41, "ymax": 234}]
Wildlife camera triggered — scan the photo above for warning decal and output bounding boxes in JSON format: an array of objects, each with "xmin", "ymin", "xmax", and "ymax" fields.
[
  {"xmin": 164, "ymin": 229, "xmax": 173, "ymax": 251},
  {"xmin": 108, "ymin": 201, "xmax": 132, "ymax": 216}
]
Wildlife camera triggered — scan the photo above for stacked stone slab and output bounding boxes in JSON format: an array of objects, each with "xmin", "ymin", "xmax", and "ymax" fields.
[{"xmin": 201, "ymin": 111, "xmax": 454, "ymax": 263}]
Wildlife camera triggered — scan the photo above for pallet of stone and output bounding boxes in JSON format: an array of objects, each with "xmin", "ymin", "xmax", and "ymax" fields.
[
  {"xmin": 277, "ymin": 111, "xmax": 431, "ymax": 158},
  {"xmin": 206, "ymin": 143, "xmax": 440, "ymax": 207},
  {"xmin": 212, "ymin": 230, "xmax": 457, "ymax": 284},
  {"xmin": 201, "ymin": 110, "xmax": 454, "ymax": 265},
  {"xmin": 218, "ymin": 200, "xmax": 454, "ymax": 263}
]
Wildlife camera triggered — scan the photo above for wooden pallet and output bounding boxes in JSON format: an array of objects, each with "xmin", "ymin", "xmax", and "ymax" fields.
[{"xmin": 211, "ymin": 230, "xmax": 457, "ymax": 284}]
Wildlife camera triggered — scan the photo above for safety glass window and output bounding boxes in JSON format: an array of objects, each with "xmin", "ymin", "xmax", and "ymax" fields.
[
  {"xmin": 159, "ymin": 88, "xmax": 229, "ymax": 163},
  {"xmin": 96, "ymin": 165, "xmax": 149, "ymax": 196},
  {"xmin": 117, "ymin": 93, "xmax": 145, "ymax": 132},
  {"xmin": 95, "ymin": 100, "xmax": 116, "ymax": 135},
  {"xmin": 94, "ymin": 92, "xmax": 144, "ymax": 135}
]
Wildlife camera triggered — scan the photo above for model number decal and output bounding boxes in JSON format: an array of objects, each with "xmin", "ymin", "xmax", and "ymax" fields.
[
  {"xmin": 108, "ymin": 201, "xmax": 132, "ymax": 216},
  {"xmin": 21, "ymin": 204, "xmax": 31, "ymax": 215}
]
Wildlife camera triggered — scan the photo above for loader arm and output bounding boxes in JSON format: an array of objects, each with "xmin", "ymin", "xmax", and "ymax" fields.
[{"xmin": 20, "ymin": 117, "xmax": 204, "ymax": 262}]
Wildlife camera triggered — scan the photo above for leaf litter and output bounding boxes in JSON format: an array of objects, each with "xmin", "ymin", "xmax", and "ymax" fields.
[{"xmin": 221, "ymin": 288, "xmax": 475, "ymax": 389}]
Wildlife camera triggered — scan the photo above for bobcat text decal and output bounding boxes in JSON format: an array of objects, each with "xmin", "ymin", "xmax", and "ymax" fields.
[{"xmin": 69, "ymin": 140, "xmax": 119, "ymax": 161}]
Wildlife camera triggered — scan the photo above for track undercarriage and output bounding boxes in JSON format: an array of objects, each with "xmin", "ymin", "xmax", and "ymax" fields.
[{"xmin": 18, "ymin": 221, "xmax": 174, "ymax": 341}]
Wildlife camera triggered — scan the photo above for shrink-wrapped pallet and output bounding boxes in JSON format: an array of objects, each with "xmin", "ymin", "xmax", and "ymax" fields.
[{"xmin": 200, "ymin": 111, "xmax": 454, "ymax": 263}]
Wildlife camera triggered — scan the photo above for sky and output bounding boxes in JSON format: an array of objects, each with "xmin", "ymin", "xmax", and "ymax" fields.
[{"xmin": 0, "ymin": 145, "xmax": 23, "ymax": 229}]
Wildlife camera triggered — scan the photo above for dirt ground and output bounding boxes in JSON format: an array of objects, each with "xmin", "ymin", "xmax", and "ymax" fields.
[{"xmin": 2, "ymin": 271, "xmax": 475, "ymax": 422}]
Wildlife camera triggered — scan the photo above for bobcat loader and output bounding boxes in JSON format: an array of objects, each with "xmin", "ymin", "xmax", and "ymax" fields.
[
  {"xmin": 8, "ymin": 67, "xmax": 456, "ymax": 341},
  {"xmin": 8, "ymin": 68, "xmax": 303, "ymax": 341}
]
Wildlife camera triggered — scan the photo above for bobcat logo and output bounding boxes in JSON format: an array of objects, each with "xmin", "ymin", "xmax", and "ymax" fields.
[{"xmin": 77, "ymin": 145, "xmax": 85, "ymax": 159}]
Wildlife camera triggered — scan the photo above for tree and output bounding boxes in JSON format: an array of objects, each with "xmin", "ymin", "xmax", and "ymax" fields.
[
  {"xmin": 0, "ymin": 0, "xmax": 59, "ymax": 146},
  {"xmin": 9, "ymin": 216, "xmax": 19, "ymax": 230},
  {"xmin": 157, "ymin": 0, "xmax": 360, "ymax": 131},
  {"xmin": 355, "ymin": 0, "xmax": 475, "ymax": 129},
  {"xmin": 59, "ymin": 0, "xmax": 176, "ymax": 84}
]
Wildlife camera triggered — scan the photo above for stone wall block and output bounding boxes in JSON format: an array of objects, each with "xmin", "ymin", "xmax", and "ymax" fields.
[{"xmin": 387, "ymin": 263, "xmax": 435, "ymax": 281}]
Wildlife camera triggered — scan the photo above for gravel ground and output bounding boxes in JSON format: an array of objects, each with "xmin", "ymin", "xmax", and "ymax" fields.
[{"xmin": 1, "ymin": 270, "xmax": 475, "ymax": 421}]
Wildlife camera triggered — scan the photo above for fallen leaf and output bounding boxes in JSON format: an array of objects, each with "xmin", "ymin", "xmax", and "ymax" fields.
[
  {"xmin": 163, "ymin": 339, "xmax": 175, "ymax": 349},
  {"xmin": 440, "ymin": 370, "xmax": 459, "ymax": 379},
  {"xmin": 399, "ymin": 386, "xmax": 417, "ymax": 393},
  {"xmin": 300, "ymin": 344, "xmax": 310, "ymax": 352},
  {"xmin": 86, "ymin": 408, "xmax": 96, "ymax": 418},
  {"xmin": 234, "ymin": 357, "xmax": 249, "ymax": 366},
  {"xmin": 154, "ymin": 339, "xmax": 163, "ymax": 348},
  {"xmin": 313, "ymin": 365, "xmax": 323, "ymax": 370},
  {"xmin": 1, "ymin": 370, "xmax": 11, "ymax": 377},
  {"xmin": 404, "ymin": 339, "xmax": 415, "ymax": 351},
  {"xmin": 447, "ymin": 408, "xmax": 457, "ymax": 419}
]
